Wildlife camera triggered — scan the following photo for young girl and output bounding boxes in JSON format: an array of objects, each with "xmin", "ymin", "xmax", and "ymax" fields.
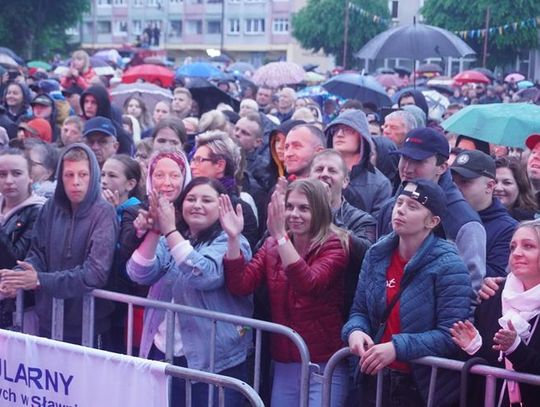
[
  {"xmin": 123, "ymin": 96, "xmax": 153, "ymax": 131},
  {"xmin": 221, "ymin": 178, "xmax": 350, "ymax": 406},
  {"xmin": 60, "ymin": 50, "xmax": 96, "ymax": 91}
]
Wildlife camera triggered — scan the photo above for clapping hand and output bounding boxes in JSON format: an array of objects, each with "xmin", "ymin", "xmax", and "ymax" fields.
[
  {"xmin": 493, "ymin": 320, "xmax": 518, "ymax": 352},
  {"xmin": 219, "ymin": 194, "xmax": 244, "ymax": 238},
  {"xmin": 450, "ymin": 320, "xmax": 479, "ymax": 350},
  {"xmin": 154, "ymin": 191, "xmax": 176, "ymax": 235},
  {"xmin": 267, "ymin": 191, "xmax": 287, "ymax": 240}
]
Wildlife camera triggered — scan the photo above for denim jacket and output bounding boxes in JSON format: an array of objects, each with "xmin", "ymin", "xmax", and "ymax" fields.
[{"xmin": 127, "ymin": 231, "xmax": 253, "ymax": 373}]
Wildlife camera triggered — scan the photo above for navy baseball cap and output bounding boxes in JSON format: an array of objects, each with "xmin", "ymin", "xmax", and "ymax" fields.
[
  {"xmin": 450, "ymin": 150, "xmax": 496, "ymax": 180},
  {"xmin": 393, "ymin": 127, "xmax": 450, "ymax": 161},
  {"xmin": 83, "ymin": 117, "xmax": 117, "ymax": 139},
  {"xmin": 398, "ymin": 179, "xmax": 447, "ymax": 218}
]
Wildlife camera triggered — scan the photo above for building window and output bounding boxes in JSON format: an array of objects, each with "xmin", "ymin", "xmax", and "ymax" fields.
[
  {"xmin": 169, "ymin": 20, "xmax": 182, "ymax": 36},
  {"xmin": 83, "ymin": 22, "xmax": 94, "ymax": 36},
  {"xmin": 114, "ymin": 20, "xmax": 128, "ymax": 34},
  {"xmin": 147, "ymin": 0, "xmax": 157, "ymax": 6},
  {"xmin": 186, "ymin": 20, "xmax": 203, "ymax": 34},
  {"xmin": 97, "ymin": 0, "xmax": 112, "ymax": 5},
  {"xmin": 228, "ymin": 18, "xmax": 240, "ymax": 34},
  {"xmin": 169, "ymin": 0, "xmax": 182, "ymax": 3},
  {"xmin": 113, "ymin": 0, "xmax": 126, "ymax": 5},
  {"xmin": 272, "ymin": 18, "xmax": 289, "ymax": 33},
  {"xmin": 133, "ymin": 0, "xmax": 144, "ymax": 6},
  {"xmin": 245, "ymin": 18, "xmax": 265, "ymax": 34},
  {"xmin": 228, "ymin": 0, "xmax": 240, "ymax": 3},
  {"xmin": 97, "ymin": 21, "xmax": 112, "ymax": 34},
  {"xmin": 207, "ymin": 0, "xmax": 223, "ymax": 3},
  {"xmin": 391, "ymin": 0, "xmax": 398, "ymax": 18},
  {"xmin": 132, "ymin": 20, "xmax": 143, "ymax": 35},
  {"xmin": 207, "ymin": 20, "xmax": 222, "ymax": 34}
]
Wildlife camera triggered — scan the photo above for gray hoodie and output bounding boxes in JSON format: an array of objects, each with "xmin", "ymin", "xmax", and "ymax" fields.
[
  {"xmin": 325, "ymin": 109, "xmax": 392, "ymax": 218},
  {"xmin": 24, "ymin": 143, "xmax": 119, "ymax": 338}
]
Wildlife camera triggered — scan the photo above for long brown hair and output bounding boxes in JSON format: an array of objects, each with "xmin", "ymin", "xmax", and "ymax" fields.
[
  {"xmin": 285, "ymin": 179, "xmax": 349, "ymax": 254},
  {"xmin": 496, "ymin": 156, "xmax": 538, "ymax": 211}
]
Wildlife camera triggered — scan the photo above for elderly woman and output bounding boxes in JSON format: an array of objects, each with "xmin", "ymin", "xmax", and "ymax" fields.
[{"xmin": 452, "ymin": 219, "xmax": 540, "ymax": 406}]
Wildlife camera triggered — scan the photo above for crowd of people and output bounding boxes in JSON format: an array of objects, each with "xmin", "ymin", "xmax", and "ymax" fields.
[{"xmin": 0, "ymin": 48, "xmax": 540, "ymax": 406}]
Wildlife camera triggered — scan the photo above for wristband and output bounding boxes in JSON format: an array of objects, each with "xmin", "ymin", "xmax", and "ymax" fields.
[
  {"xmin": 164, "ymin": 229, "xmax": 177, "ymax": 239},
  {"xmin": 277, "ymin": 235, "xmax": 290, "ymax": 246}
]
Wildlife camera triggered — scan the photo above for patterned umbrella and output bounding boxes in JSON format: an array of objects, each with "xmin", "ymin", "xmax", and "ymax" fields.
[
  {"xmin": 110, "ymin": 82, "xmax": 172, "ymax": 112},
  {"xmin": 375, "ymin": 74, "xmax": 403, "ymax": 88},
  {"xmin": 504, "ymin": 73, "xmax": 525, "ymax": 83},
  {"xmin": 322, "ymin": 73, "xmax": 392, "ymax": 107},
  {"xmin": 253, "ymin": 62, "xmax": 305, "ymax": 88},
  {"xmin": 0, "ymin": 54, "xmax": 19, "ymax": 68}
]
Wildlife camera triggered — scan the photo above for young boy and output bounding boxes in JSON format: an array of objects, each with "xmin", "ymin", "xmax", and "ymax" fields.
[{"xmin": 0, "ymin": 143, "xmax": 118, "ymax": 345}]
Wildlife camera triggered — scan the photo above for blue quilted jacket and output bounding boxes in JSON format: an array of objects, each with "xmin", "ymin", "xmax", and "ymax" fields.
[{"xmin": 342, "ymin": 231, "xmax": 474, "ymax": 405}]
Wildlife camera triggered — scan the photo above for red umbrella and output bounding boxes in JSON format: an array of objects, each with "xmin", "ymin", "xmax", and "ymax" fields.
[
  {"xmin": 453, "ymin": 70, "xmax": 491, "ymax": 85},
  {"xmin": 375, "ymin": 73, "xmax": 403, "ymax": 89},
  {"xmin": 122, "ymin": 64, "xmax": 174, "ymax": 88}
]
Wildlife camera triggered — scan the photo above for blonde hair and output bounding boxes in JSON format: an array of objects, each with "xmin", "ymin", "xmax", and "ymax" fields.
[
  {"xmin": 195, "ymin": 130, "xmax": 242, "ymax": 179},
  {"xmin": 72, "ymin": 50, "xmax": 90, "ymax": 73},
  {"xmin": 198, "ymin": 110, "xmax": 228, "ymax": 133},
  {"xmin": 291, "ymin": 107, "xmax": 316, "ymax": 123}
]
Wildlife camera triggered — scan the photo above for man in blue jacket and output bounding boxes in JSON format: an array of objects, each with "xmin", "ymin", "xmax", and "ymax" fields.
[
  {"xmin": 377, "ymin": 127, "xmax": 487, "ymax": 293},
  {"xmin": 0, "ymin": 143, "xmax": 118, "ymax": 346},
  {"xmin": 451, "ymin": 150, "xmax": 517, "ymax": 277}
]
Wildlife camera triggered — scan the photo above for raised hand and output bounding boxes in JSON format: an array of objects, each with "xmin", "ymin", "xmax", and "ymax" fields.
[
  {"xmin": 102, "ymin": 189, "xmax": 121, "ymax": 207},
  {"xmin": 219, "ymin": 194, "xmax": 244, "ymax": 238},
  {"xmin": 493, "ymin": 320, "xmax": 518, "ymax": 352},
  {"xmin": 450, "ymin": 320, "xmax": 479, "ymax": 349},
  {"xmin": 133, "ymin": 209, "xmax": 156, "ymax": 238},
  {"xmin": 267, "ymin": 191, "xmax": 287, "ymax": 240},
  {"xmin": 155, "ymin": 193, "xmax": 176, "ymax": 235},
  {"xmin": 478, "ymin": 277, "xmax": 505, "ymax": 302}
]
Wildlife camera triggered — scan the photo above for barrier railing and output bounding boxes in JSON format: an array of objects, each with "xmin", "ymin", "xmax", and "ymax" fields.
[
  {"xmin": 14, "ymin": 289, "xmax": 313, "ymax": 407},
  {"xmin": 319, "ymin": 347, "xmax": 540, "ymax": 407},
  {"xmin": 165, "ymin": 364, "xmax": 265, "ymax": 406}
]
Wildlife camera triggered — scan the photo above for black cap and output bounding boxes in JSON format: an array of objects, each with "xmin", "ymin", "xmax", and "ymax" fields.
[
  {"xmin": 31, "ymin": 95, "xmax": 53, "ymax": 107},
  {"xmin": 398, "ymin": 179, "xmax": 447, "ymax": 218},
  {"xmin": 450, "ymin": 150, "xmax": 496, "ymax": 179},
  {"xmin": 393, "ymin": 127, "xmax": 449, "ymax": 160},
  {"xmin": 271, "ymin": 119, "xmax": 306, "ymax": 138},
  {"xmin": 83, "ymin": 117, "xmax": 117, "ymax": 138}
]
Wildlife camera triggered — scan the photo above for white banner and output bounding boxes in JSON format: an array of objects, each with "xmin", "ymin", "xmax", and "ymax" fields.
[{"xmin": 0, "ymin": 329, "xmax": 168, "ymax": 407}]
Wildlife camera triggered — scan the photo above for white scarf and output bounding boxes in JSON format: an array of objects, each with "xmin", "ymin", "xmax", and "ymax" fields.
[{"xmin": 499, "ymin": 272, "xmax": 540, "ymax": 340}]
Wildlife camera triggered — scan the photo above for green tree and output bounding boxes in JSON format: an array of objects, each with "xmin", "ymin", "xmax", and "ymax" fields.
[
  {"xmin": 0, "ymin": 0, "xmax": 90, "ymax": 59},
  {"xmin": 421, "ymin": 0, "xmax": 540, "ymax": 67},
  {"xmin": 292, "ymin": 0, "xmax": 390, "ymax": 68}
]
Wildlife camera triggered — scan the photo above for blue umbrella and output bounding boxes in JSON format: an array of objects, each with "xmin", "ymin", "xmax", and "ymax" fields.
[
  {"xmin": 322, "ymin": 73, "xmax": 392, "ymax": 107},
  {"xmin": 176, "ymin": 62, "xmax": 224, "ymax": 78}
]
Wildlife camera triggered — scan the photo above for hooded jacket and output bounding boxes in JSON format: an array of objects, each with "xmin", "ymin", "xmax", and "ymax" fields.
[
  {"xmin": 478, "ymin": 198, "xmax": 517, "ymax": 277},
  {"xmin": 2, "ymin": 82, "xmax": 32, "ymax": 123},
  {"xmin": 31, "ymin": 93, "xmax": 60, "ymax": 142},
  {"xmin": 326, "ymin": 110, "xmax": 392, "ymax": 218},
  {"xmin": 80, "ymin": 85, "xmax": 134, "ymax": 155},
  {"xmin": 398, "ymin": 90, "xmax": 429, "ymax": 119},
  {"xmin": 23, "ymin": 143, "xmax": 119, "ymax": 338}
]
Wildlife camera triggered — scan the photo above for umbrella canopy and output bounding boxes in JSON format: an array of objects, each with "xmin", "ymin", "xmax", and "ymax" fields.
[
  {"xmin": 0, "ymin": 47, "xmax": 23, "ymax": 65},
  {"xmin": 471, "ymin": 67, "xmax": 495, "ymax": 81},
  {"xmin": 110, "ymin": 82, "xmax": 173, "ymax": 112},
  {"xmin": 517, "ymin": 80, "xmax": 534, "ymax": 90},
  {"xmin": 27, "ymin": 60, "xmax": 52, "ymax": 71},
  {"xmin": 453, "ymin": 70, "xmax": 491, "ymax": 85},
  {"xmin": 123, "ymin": 64, "xmax": 174, "ymax": 87},
  {"xmin": 441, "ymin": 103, "xmax": 540, "ymax": 148},
  {"xmin": 422, "ymin": 89, "xmax": 449, "ymax": 121},
  {"xmin": 176, "ymin": 62, "xmax": 224, "ymax": 79},
  {"xmin": 183, "ymin": 77, "xmax": 240, "ymax": 114},
  {"xmin": 504, "ymin": 73, "xmax": 525, "ymax": 83},
  {"xmin": 0, "ymin": 54, "xmax": 19, "ymax": 68},
  {"xmin": 394, "ymin": 65, "xmax": 412, "ymax": 76},
  {"xmin": 356, "ymin": 22, "xmax": 475, "ymax": 60},
  {"xmin": 516, "ymin": 87, "xmax": 540, "ymax": 103},
  {"xmin": 54, "ymin": 56, "xmax": 115, "ymax": 76},
  {"xmin": 226, "ymin": 62, "xmax": 255, "ymax": 75},
  {"xmin": 427, "ymin": 76, "xmax": 454, "ymax": 87},
  {"xmin": 252, "ymin": 61, "xmax": 305, "ymax": 88},
  {"xmin": 417, "ymin": 63, "xmax": 443, "ymax": 74},
  {"xmin": 322, "ymin": 73, "xmax": 392, "ymax": 107},
  {"xmin": 375, "ymin": 73, "xmax": 403, "ymax": 88}
]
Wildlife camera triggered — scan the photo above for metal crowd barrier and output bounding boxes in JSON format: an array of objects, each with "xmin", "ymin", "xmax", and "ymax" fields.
[
  {"xmin": 14, "ymin": 289, "xmax": 313, "ymax": 407},
  {"xmin": 165, "ymin": 364, "xmax": 264, "ymax": 406},
  {"xmin": 319, "ymin": 347, "xmax": 540, "ymax": 407}
]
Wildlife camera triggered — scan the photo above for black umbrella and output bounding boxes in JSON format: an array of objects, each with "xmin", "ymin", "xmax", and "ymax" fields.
[
  {"xmin": 0, "ymin": 47, "xmax": 24, "ymax": 65},
  {"xmin": 322, "ymin": 73, "xmax": 392, "ymax": 107},
  {"xmin": 355, "ymin": 21, "xmax": 476, "ymax": 60},
  {"xmin": 394, "ymin": 65, "xmax": 412, "ymax": 77},
  {"xmin": 471, "ymin": 67, "xmax": 495, "ymax": 81},
  {"xmin": 184, "ymin": 77, "xmax": 240, "ymax": 114},
  {"xmin": 375, "ymin": 67, "xmax": 395, "ymax": 75}
]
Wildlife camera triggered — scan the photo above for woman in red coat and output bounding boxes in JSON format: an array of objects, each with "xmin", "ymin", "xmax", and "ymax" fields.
[{"xmin": 220, "ymin": 178, "xmax": 350, "ymax": 407}]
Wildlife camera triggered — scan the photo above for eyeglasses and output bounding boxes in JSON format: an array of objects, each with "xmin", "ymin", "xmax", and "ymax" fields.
[
  {"xmin": 332, "ymin": 125, "xmax": 357, "ymax": 137},
  {"xmin": 191, "ymin": 156, "xmax": 214, "ymax": 165}
]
